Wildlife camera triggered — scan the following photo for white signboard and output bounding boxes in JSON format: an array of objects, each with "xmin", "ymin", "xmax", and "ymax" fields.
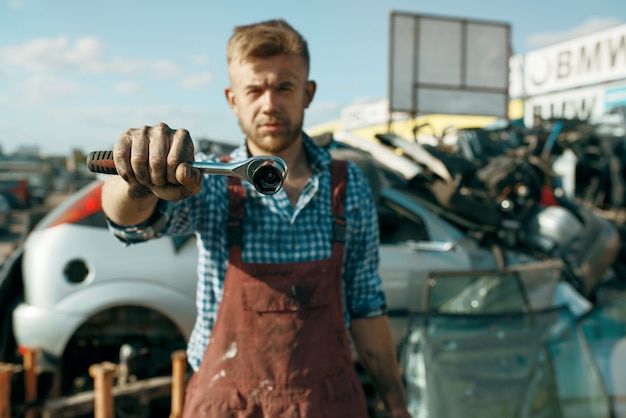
[
  {"xmin": 389, "ymin": 12, "xmax": 511, "ymax": 118},
  {"xmin": 524, "ymin": 24, "xmax": 626, "ymax": 96},
  {"xmin": 524, "ymin": 81, "xmax": 626, "ymax": 125},
  {"xmin": 524, "ymin": 85, "xmax": 606, "ymax": 125},
  {"xmin": 341, "ymin": 99, "xmax": 390, "ymax": 131}
]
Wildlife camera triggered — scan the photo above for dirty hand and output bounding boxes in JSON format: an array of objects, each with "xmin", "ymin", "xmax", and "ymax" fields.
[{"xmin": 113, "ymin": 122, "xmax": 202, "ymax": 201}]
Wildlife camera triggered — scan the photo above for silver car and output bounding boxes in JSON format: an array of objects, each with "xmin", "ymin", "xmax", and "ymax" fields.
[{"xmin": 10, "ymin": 141, "xmax": 528, "ymax": 396}]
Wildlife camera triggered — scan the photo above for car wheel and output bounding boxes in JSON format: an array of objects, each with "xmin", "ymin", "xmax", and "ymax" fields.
[{"xmin": 58, "ymin": 306, "xmax": 187, "ymax": 416}]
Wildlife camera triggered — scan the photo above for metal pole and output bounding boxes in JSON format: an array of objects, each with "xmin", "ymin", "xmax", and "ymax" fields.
[
  {"xmin": 169, "ymin": 350, "xmax": 187, "ymax": 418},
  {"xmin": 0, "ymin": 364, "xmax": 13, "ymax": 418},
  {"xmin": 89, "ymin": 362, "xmax": 117, "ymax": 418},
  {"xmin": 21, "ymin": 347, "xmax": 37, "ymax": 418}
]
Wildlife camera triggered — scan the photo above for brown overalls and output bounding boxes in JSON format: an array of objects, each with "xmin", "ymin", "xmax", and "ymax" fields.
[{"xmin": 182, "ymin": 160, "xmax": 369, "ymax": 417}]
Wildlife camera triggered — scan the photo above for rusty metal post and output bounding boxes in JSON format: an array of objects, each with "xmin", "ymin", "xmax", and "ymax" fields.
[
  {"xmin": 0, "ymin": 363, "xmax": 14, "ymax": 418},
  {"xmin": 169, "ymin": 350, "xmax": 187, "ymax": 418},
  {"xmin": 20, "ymin": 347, "xmax": 38, "ymax": 418},
  {"xmin": 88, "ymin": 362, "xmax": 117, "ymax": 418}
]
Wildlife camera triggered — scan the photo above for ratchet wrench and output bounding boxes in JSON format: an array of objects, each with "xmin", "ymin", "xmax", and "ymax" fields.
[{"xmin": 86, "ymin": 150, "xmax": 288, "ymax": 195}]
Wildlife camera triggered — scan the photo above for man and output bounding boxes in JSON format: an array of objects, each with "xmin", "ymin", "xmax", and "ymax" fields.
[{"xmin": 102, "ymin": 19, "xmax": 409, "ymax": 417}]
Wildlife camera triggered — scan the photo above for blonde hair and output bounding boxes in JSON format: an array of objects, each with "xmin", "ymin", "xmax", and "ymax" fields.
[{"xmin": 226, "ymin": 19, "xmax": 310, "ymax": 74}]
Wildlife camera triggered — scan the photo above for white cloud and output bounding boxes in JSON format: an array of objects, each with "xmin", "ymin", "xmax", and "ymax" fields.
[
  {"xmin": 66, "ymin": 37, "xmax": 102, "ymax": 65},
  {"xmin": 0, "ymin": 36, "xmax": 182, "ymax": 77},
  {"xmin": 180, "ymin": 72, "xmax": 214, "ymax": 90},
  {"xmin": 7, "ymin": 0, "xmax": 25, "ymax": 9},
  {"xmin": 5, "ymin": 74, "xmax": 88, "ymax": 106},
  {"xmin": 82, "ymin": 57, "xmax": 181, "ymax": 78},
  {"xmin": 349, "ymin": 96, "xmax": 382, "ymax": 105},
  {"xmin": 190, "ymin": 55, "xmax": 210, "ymax": 66},
  {"xmin": 151, "ymin": 60, "xmax": 182, "ymax": 78},
  {"xmin": 0, "ymin": 100, "xmax": 242, "ymax": 156},
  {"xmin": 52, "ymin": 104, "xmax": 224, "ymax": 134},
  {"xmin": 44, "ymin": 104, "xmax": 238, "ymax": 152},
  {"xmin": 113, "ymin": 81, "xmax": 147, "ymax": 96},
  {"xmin": 1, "ymin": 36, "xmax": 86, "ymax": 72},
  {"xmin": 526, "ymin": 17, "xmax": 623, "ymax": 50}
]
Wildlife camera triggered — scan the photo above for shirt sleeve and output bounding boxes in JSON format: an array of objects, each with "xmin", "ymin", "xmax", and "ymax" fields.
[
  {"xmin": 106, "ymin": 198, "xmax": 174, "ymax": 244},
  {"xmin": 343, "ymin": 163, "xmax": 387, "ymax": 319}
]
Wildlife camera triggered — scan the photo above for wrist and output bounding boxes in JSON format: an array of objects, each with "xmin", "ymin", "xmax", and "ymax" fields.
[{"xmin": 107, "ymin": 199, "xmax": 172, "ymax": 243}]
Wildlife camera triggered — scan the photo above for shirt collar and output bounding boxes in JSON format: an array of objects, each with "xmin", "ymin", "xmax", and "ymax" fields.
[{"xmin": 230, "ymin": 132, "xmax": 331, "ymax": 175}]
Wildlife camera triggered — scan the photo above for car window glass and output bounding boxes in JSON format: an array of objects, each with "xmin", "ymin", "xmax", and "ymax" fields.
[
  {"xmin": 378, "ymin": 196, "xmax": 429, "ymax": 244},
  {"xmin": 428, "ymin": 272, "xmax": 527, "ymax": 313}
]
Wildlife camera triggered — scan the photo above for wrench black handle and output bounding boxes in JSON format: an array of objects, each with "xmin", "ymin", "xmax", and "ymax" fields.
[
  {"xmin": 87, "ymin": 150, "xmax": 118, "ymax": 175},
  {"xmin": 86, "ymin": 151, "xmax": 286, "ymax": 195}
]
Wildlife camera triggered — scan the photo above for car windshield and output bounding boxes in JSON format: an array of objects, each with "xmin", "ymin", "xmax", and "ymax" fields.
[
  {"xmin": 402, "ymin": 263, "xmax": 611, "ymax": 418},
  {"xmin": 422, "ymin": 260, "xmax": 563, "ymax": 314}
]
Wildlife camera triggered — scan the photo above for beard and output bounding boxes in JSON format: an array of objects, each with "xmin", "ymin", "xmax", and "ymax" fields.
[{"xmin": 239, "ymin": 112, "xmax": 305, "ymax": 155}]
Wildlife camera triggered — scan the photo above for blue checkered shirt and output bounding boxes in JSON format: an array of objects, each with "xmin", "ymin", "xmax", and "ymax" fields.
[{"xmin": 108, "ymin": 134, "xmax": 385, "ymax": 371}]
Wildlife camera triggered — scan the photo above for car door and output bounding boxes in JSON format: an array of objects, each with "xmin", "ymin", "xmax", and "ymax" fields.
[{"xmin": 376, "ymin": 187, "xmax": 476, "ymax": 345}]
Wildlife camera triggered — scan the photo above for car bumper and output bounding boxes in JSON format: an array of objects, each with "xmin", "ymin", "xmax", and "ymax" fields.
[{"xmin": 13, "ymin": 302, "xmax": 86, "ymax": 363}]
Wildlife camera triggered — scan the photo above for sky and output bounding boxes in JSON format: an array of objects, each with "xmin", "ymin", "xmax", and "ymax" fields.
[{"xmin": 1, "ymin": 0, "xmax": 626, "ymax": 157}]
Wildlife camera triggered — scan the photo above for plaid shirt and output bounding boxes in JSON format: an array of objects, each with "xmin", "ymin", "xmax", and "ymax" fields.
[{"xmin": 108, "ymin": 134, "xmax": 385, "ymax": 371}]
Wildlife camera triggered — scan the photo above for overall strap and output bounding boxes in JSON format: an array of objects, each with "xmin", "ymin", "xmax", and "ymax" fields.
[
  {"xmin": 331, "ymin": 159, "xmax": 348, "ymax": 243},
  {"xmin": 224, "ymin": 156, "xmax": 246, "ymax": 248}
]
